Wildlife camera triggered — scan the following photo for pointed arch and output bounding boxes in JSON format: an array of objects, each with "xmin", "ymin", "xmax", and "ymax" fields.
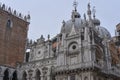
[
  {"xmin": 70, "ymin": 75, "xmax": 75, "ymax": 80},
  {"xmin": 22, "ymin": 71, "xmax": 27, "ymax": 80},
  {"xmin": 35, "ymin": 69, "xmax": 41, "ymax": 80},
  {"xmin": 3, "ymin": 69, "xmax": 9, "ymax": 80},
  {"xmin": 12, "ymin": 71, "xmax": 18, "ymax": 80},
  {"xmin": 84, "ymin": 77, "xmax": 88, "ymax": 80},
  {"xmin": 6, "ymin": 19, "xmax": 13, "ymax": 28}
]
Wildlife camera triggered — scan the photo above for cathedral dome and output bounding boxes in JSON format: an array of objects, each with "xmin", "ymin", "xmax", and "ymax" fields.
[
  {"xmin": 61, "ymin": 9, "xmax": 83, "ymax": 35},
  {"xmin": 61, "ymin": 18, "xmax": 82, "ymax": 34},
  {"xmin": 96, "ymin": 26, "xmax": 111, "ymax": 39}
]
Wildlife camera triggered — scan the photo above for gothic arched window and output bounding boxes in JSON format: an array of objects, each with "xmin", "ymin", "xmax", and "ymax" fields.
[
  {"xmin": 3, "ymin": 69, "xmax": 9, "ymax": 80},
  {"xmin": 25, "ymin": 52, "xmax": 30, "ymax": 62},
  {"xmin": 6, "ymin": 19, "xmax": 12, "ymax": 28},
  {"xmin": 22, "ymin": 71, "xmax": 27, "ymax": 80},
  {"xmin": 70, "ymin": 75, "xmax": 75, "ymax": 80},
  {"xmin": 84, "ymin": 77, "xmax": 88, "ymax": 80},
  {"xmin": 12, "ymin": 71, "xmax": 18, "ymax": 80},
  {"xmin": 5, "ymin": 19, "xmax": 12, "ymax": 41},
  {"xmin": 36, "ymin": 70, "xmax": 41, "ymax": 80}
]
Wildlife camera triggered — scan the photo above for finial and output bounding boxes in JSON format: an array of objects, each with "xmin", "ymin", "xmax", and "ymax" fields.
[
  {"xmin": 27, "ymin": 11, "xmax": 31, "ymax": 19},
  {"xmin": 27, "ymin": 14, "xmax": 31, "ymax": 22},
  {"xmin": 8, "ymin": 7, "xmax": 11, "ymax": 13},
  {"xmin": 24, "ymin": 16, "xmax": 27, "ymax": 21},
  {"xmin": 37, "ymin": 35, "xmax": 45, "ymax": 43},
  {"xmin": 27, "ymin": 14, "xmax": 30, "ymax": 19},
  {"xmin": 61, "ymin": 20, "xmax": 66, "ymax": 33},
  {"xmin": 40, "ymin": 35, "xmax": 43, "ymax": 39},
  {"xmin": 48, "ymin": 34, "xmax": 50, "ymax": 40},
  {"xmin": 14, "ymin": 10, "xmax": 16, "ymax": 15},
  {"xmin": 62, "ymin": 20, "xmax": 65, "ymax": 24},
  {"xmin": 71, "ymin": 10, "xmax": 75, "ymax": 22},
  {"xmin": 92, "ymin": 6, "xmax": 96, "ymax": 19},
  {"xmin": 0, "ymin": 3, "xmax": 1, "ymax": 8},
  {"xmin": 19, "ymin": 13, "xmax": 22, "ymax": 17},
  {"xmin": 62, "ymin": 20, "xmax": 65, "ymax": 27},
  {"xmin": 87, "ymin": 3, "xmax": 92, "ymax": 20},
  {"xmin": 84, "ymin": 13, "xmax": 86, "ymax": 21},
  {"xmin": 73, "ymin": 0, "xmax": 78, "ymax": 11},
  {"xmin": 2, "ymin": 4, "xmax": 5, "ymax": 10}
]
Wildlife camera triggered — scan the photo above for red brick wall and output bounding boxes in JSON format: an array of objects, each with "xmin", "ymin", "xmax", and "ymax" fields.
[
  {"xmin": 0, "ymin": 9, "xmax": 29, "ymax": 67},
  {"xmin": 109, "ymin": 41, "xmax": 120, "ymax": 65}
]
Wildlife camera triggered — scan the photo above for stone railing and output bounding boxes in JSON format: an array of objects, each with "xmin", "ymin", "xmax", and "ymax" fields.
[
  {"xmin": 109, "ymin": 66, "xmax": 120, "ymax": 77},
  {"xmin": 55, "ymin": 61, "xmax": 97, "ymax": 72},
  {"xmin": 93, "ymin": 61, "xmax": 103, "ymax": 69}
]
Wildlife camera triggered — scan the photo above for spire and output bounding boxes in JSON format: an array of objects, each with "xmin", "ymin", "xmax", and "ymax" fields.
[
  {"xmin": 73, "ymin": 0, "xmax": 78, "ymax": 11},
  {"xmin": 84, "ymin": 13, "xmax": 86, "ymax": 21},
  {"xmin": 71, "ymin": 0, "xmax": 80, "ymax": 20},
  {"xmin": 87, "ymin": 3, "xmax": 92, "ymax": 20},
  {"xmin": 92, "ymin": 6, "xmax": 96, "ymax": 19},
  {"xmin": 62, "ymin": 20, "xmax": 65, "ymax": 26},
  {"xmin": 61, "ymin": 20, "xmax": 66, "ymax": 33},
  {"xmin": 48, "ymin": 34, "xmax": 50, "ymax": 40}
]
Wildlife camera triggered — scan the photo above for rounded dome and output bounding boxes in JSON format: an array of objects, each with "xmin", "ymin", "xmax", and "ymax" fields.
[
  {"xmin": 61, "ymin": 18, "xmax": 82, "ymax": 34},
  {"xmin": 96, "ymin": 26, "xmax": 111, "ymax": 39},
  {"xmin": 92, "ymin": 18, "xmax": 100, "ymax": 26}
]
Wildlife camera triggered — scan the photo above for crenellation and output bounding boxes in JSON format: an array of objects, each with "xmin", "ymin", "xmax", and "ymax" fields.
[
  {"xmin": 0, "ymin": 2, "xmax": 30, "ymax": 22},
  {"xmin": 13, "ymin": 10, "xmax": 16, "ymax": 15},
  {"xmin": 0, "ymin": 0, "xmax": 30, "ymax": 70}
]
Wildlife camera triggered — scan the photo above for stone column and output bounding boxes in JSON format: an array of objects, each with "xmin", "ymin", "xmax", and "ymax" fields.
[
  {"xmin": 0, "ymin": 74, "xmax": 4, "ymax": 80},
  {"xmin": 32, "ymin": 71, "xmax": 36, "ymax": 80},
  {"xmin": 68, "ymin": 75, "xmax": 70, "ymax": 80},
  {"xmin": 76, "ymin": 74, "xmax": 79, "ymax": 80},
  {"xmin": 84, "ymin": 27, "xmax": 88, "ymax": 41},
  {"xmin": 90, "ymin": 74, "xmax": 94, "ymax": 80},
  {"xmin": 55, "ymin": 76, "xmax": 58, "ymax": 80},
  {"xmin": 47, "ymin": 41, "xmax": 50, "ymax": 58},
  {"xmin": 78, "ymin": 30, "xmax": 82, "ymax": 63},
  {"xmin": 32, "ymin": 77, "xmax": 35, "ymax": 80},
  {"xmin": 88, "ymin": 28, "xmax": 91, "ymax": 44},
  {"xmin": 27, "ymin": 76, "xmax": 29, "ymax": 80},
  {"xmin": 47, "ymin": 75, "xmax": 51, "ymax": 80},
  {"xmin": 41, "ymin": 75, "xmax": 44, "ymax": 80}
]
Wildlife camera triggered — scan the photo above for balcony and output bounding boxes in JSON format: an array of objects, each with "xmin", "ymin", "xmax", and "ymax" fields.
[
  {"xmin": 55, "ymin": 61, "xmax": 102, "ymax": 72},
  {"xmin": 109, "ymin": 66, "xmax": 120, "ymax": 77}
]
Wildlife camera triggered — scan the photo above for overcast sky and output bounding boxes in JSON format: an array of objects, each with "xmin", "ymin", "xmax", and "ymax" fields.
[{"xmin": 0, "ymin": 0, "xmax": 120, "ymax": 40}]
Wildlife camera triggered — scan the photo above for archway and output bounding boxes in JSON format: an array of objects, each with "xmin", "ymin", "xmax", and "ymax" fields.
[
  {"xmin": 3, "ymin": 69, "xmax": 9, "ymax": 80},
  {"xmin": 12, "ymin": 71, "xmax": 18, "ymax": 80},
  {"xmin": 84, "ymin": 77, "xmax": 88, "ymax": 80},
  {"xmin": 35, "ymin": 70, "xmax": 41, "ymax": 80},
  {"xmin": 22, "ymin": 71, "xmax": 27, "ymax": 80}
]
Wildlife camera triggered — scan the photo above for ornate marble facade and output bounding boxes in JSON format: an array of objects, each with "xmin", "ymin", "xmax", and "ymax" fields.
[{"xmin": 17, "ymin": 2, "xmax": 120, "ymax": 80}]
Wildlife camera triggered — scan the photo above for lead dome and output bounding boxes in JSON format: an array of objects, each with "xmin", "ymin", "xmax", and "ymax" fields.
[
  {"xmin": 96, "ymin": 26, "xmax": 111, "ymax": 39},
  {"xmin": 61, "ymin": 18, "xmax": 82, "ymax": 34},
  {"xmin": 60, "ymin": 3, "xmax": 111, "ymax": 40}
]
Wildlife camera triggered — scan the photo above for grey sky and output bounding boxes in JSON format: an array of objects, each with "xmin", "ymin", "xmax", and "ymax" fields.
[{"xmin": 0, "ymin": 0, "xmax": 120, "ymax": 40}]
